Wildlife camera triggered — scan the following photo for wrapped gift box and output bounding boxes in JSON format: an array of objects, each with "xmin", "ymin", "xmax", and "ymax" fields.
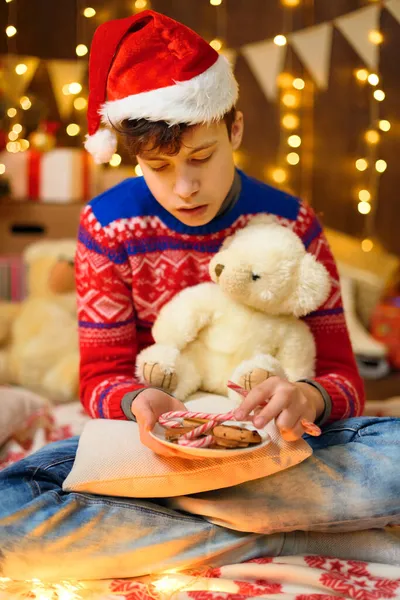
[{"xmin": 0, "ymin": 148, "xmax": 101, "ymax": 203}]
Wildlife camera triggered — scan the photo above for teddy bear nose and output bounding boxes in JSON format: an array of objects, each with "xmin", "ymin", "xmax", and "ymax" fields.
[{"xmin": 215, "ymin": 264, "xmax": 225, "ymax": 277}]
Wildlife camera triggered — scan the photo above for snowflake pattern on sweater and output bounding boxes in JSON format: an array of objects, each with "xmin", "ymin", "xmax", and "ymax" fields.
[{"xmin": 76, "ymin": 171, "xmax": 364, "ymax": 421}]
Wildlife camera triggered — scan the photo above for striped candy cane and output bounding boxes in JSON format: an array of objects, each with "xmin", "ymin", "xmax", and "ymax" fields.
[{"xmin": 159, "ymin": 410, "xmax": 236, "ymax": 448}]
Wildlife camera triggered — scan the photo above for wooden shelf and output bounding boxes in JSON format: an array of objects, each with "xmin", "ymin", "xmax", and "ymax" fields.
[{"xmin": 0, "ymin": 199, "xmax": 82, "ymax": 254}]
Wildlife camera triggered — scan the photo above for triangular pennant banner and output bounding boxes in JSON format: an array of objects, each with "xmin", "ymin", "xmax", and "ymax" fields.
[
  {"xmin": 221, "ymin": 48, "xmax": 237, "ymax": 70},
  {"xmin": 335, "ymin": 5, "xmax": 381, "ymax": 70},
  {"xmin": 47, "ymin": 60, "xmax": 87, "ymax": 120},
  {"xmin": 242, "ymin": 40, "xmax": 286, "ymax": 101},
  {"xmin": 1, "ymin": 55, "xmax": 39, "ymax": 103},
  {"xmin": 385, "ymin": 0, "xmax": 400, "ymax": 25},
  {"xmin": 289, "ymin": 23, "xmax": 333, "ymax": 90}
]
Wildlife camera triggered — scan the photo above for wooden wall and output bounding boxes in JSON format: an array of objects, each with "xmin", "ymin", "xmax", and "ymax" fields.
[{"xmin": 1, "ymin": 0, "xmax": 399, "ymax": 255}]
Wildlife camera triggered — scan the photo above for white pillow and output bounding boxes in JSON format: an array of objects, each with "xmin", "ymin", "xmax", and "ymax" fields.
[
  {"xmin": 0, "ymin": 386, "xmax": 50, "ymax": 447},
  {"xmin": 63, "ymin": 393, "xmax": 312, "ymax": 498}
]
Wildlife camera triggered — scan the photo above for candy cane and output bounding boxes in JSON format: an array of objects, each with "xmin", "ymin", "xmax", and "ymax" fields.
[{"xmin": 159, "ymin": 410, "xmax": 236, "ymax": 448}]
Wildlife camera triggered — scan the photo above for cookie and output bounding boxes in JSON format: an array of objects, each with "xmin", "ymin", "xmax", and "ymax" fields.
[{"xmin": 212, "ymin": 424, "xmax": 262, "ymax": 444}]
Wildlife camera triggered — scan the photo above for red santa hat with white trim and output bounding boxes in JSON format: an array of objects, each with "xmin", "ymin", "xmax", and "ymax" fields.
[{"xmin": 85, "ymin": 10, "xmax": 239, "ymax": 164}]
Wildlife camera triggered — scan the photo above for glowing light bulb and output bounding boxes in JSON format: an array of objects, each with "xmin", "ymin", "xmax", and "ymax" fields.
[
  {"xmin": 281, "ymin": 0, "xmax": 300, "ymax": 6},
  {"xmin": 6, "ymin": 141, "xmax": 20, "ymax": 153},
  {"xmin": 278, "ymin": 73, "xmax": 294, "ymax": 88},
  {"xmin": 368, "ymin": 30, "xmax": 383, "ymax": 45},
  {"xmin": 271, "ymin": 168, "xmax": 287, "ymax": 183},
  {"xmin": 282, "ymin": 114, "xmax": 299, "ymax": 129},
  {"xmin": 356, "ymin": 158, "xmax": 368, "ymax": 171},
  {"xmin": 210, "ymin": 0, "xmax": 222, "ymax": 5},
  {"xmin": 282, "ymin": 92, "xmax": 299, "ymax": 108},
  {"xmin": 355, "ymin": 69, "xmax": 369, "ymax": 82},
  {"xmin": 12, "ymin": 123, "xmax": 22, "ymax": 134},
  {"xmin": 6, "ymin": 25, "xmax": 17, "ymax": 37},
  {"xmin": 66, "ymin": 123, "xmax": 80, "ymax": 136},
  {"xmin": 375, "ymin": 159, "xmax": 387, "ymax": 173},
  {"xmin": 83, "ymin": 7, "xmax": 96, "ymax": 17},
  {"xmin": 293, "ymin": 78, "xmax": 305, "ymax": 90},
  {"xmin": 358, "ymin": 189, "xmax": 371, "ymax": 202},
  {"xmin": 287, "ymin": 152, "xmax": 300, "ymax": 165},
  {"xmin": 15, "ymin": 63, "xmax": 27, "ymax": 75},
  {"xmin": 210, "ymin": 38, "xmax": 223, "ymax": 51},
  {"xmin": 20, "ymin": 96, "xmax": 31, "ymax": 110},
  {"xmin": 19, "ymin": 139, "xmax": 30, "ymax": 151},
  {"xmin": 8, "ymin": 131, "xmax": 18, "ymax": 141},
  {"xmin": 365, "ymin": 130, "xmax": 380, "ymax": 144},
  {"xmin": 135, "ymin": 0, "xmax": 147, "ymax": 8},
  {"xmin": 368, "ymin": 73, "xmax": 379, "ymax": 86},
  {"xmin": 373, "ymin": 89, "xmax": 385, "ymax": 101},
  {"xmin": 7, "ymin": 108, "xmax": 17, "ymax": 118},
  {"xmin": 69, "ymin": 82, "xmax": 82, "ymax": 94},
  {"xmin": 109, "ymin": 153, "xmax": 122, "ymax": 167},
  {"xmin": 135, "ymin": 164, "xmax": 143, "ymax": 176},
  {"xmin": 274, "ymin": 35, "xmax": 287, "ymax": 46},
  {"xmin": 362, "ymin": 239, "xmax": 374, "ymax": 252},
  {"xmin": 62, "ymin": 84, "xmax": 71, "ymax": 96},
  {"xmin": 379, "ymin": 120, "xmax": 391, "ymax": 132},
  {"xmin": 0, "ymin": 164, "xmax": 5, "ymax": 175},
  {"xmin": 358, "ymin": 201, "xmax": 371, "ymax": 214},
  {"xmin": 76, "ymin": 44, "xmax": 88, "ymax": 57},
  {"xmin": 288, "ymin": 134, "xmax": 301, "ymax": 148},
  {"xmin": 74, "ymin": 97, "xmax": 87, "ymax": 110}
]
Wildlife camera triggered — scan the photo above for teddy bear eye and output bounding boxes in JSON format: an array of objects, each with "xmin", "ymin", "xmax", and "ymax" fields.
[{"xmin": 251, "ymin": 273, "xmax": 261, "ymax": 281}]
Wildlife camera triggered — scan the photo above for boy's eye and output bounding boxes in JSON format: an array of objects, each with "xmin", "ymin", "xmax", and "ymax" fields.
[
  {"xmin": 150, "ymin": 164, "xmax": 168, "ymax": 172},
  {"xmin": 191, "ymin": 154, "xmax": 213, "ymax": 164}
]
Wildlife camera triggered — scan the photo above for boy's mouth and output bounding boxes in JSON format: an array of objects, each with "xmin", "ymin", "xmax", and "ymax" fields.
[{"xmin": 177, "ymin": 205, "xmax": 208, "ymax": 217}]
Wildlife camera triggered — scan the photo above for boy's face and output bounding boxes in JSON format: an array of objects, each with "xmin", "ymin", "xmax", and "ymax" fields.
[{"xmin": 137, "ymin": 112, "xmax": 244, "ymax": 227}]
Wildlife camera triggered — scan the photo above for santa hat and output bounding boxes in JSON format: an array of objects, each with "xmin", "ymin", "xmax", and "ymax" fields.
[{"xmin": 85, "ymin": 10, "xmax": 239, "ymax": 164}]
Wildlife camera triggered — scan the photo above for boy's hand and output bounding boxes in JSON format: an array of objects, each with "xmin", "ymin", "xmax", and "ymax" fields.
[
  {"xmin": 131, "ymin": 388, "xmax": 190, "ymax": 457},
  {"xmin": 234, "ymin": 377, "xmax": 324, "ymax": 442}
]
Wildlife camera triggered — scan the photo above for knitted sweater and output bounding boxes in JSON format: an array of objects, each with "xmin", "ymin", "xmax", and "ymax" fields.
[{"xmin": 76, "ymin": 170, "xmax": 364, "ymax": 422}]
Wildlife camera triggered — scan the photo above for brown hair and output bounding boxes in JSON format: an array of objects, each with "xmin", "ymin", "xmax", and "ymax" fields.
[{"xmin": 116, "ymin": 106, "xmax": 237, "ymax": 158}]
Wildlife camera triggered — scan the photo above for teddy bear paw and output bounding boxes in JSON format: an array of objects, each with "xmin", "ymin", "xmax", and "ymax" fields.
[
  {"xmin": 142, "ymin": 362, "xmax": 178, "ymax": 391},
  {"xmin": 238, "ymin": 368, "xmax": 271, "ymax": 391}
]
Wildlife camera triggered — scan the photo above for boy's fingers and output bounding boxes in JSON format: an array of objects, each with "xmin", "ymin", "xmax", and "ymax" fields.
[
  {"xmin": 279, "ymin": 417, "xmax": 305, "ymax": 442},
  {"xmin": 234, "ymin": 377, "xmax": 284, "ymax": 420},
  {"xmin": 275, "ymin": 407, "xmax": 303, "ymax": 433}
]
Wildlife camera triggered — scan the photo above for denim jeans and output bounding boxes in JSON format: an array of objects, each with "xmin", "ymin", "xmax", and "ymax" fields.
[{"xmin": 0, "ymin": 417, "xmax": 400, "ymax": 581}]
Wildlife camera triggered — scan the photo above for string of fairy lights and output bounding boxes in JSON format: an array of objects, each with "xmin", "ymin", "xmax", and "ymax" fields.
[
  {"xmin": 353, "ymin": 0, "xmax": 389, "ymax": 254},
  {"xmin": 269, "ymin": 0, "xmax": 304, "ymax": 187},
  {"xmin": 0, "ymin": 0, "xmax": 393, "ymax": 255}
]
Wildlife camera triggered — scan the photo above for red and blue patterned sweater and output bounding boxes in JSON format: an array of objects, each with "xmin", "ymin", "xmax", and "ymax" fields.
[{"xmin": 76, "ymin": 170, "xmax": 364, "ymax": 422}]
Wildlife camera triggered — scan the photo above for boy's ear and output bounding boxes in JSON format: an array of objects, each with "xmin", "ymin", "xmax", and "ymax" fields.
[{"xmin": 231, "ymin": 111, "xmax": 244, "ymax": 150}]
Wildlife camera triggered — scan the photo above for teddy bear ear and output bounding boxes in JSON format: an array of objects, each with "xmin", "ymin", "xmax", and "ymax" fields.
[{"xmin": 289, "ymin": 253, "xmax": 331, "ymax": 317}]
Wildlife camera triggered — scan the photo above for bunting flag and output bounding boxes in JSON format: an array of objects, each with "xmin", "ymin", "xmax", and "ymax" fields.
[
  {"xmin": 385, "ymin": 0, "xmax": 400, "ymax": 25},
  {"xmin": 0, "ymin": 55, "xmax": 39, "ymax": 104},
  {"xmin": 334, "ymin": 5, "xmax": 381, "ymax": 70},
  {"xmin": 289, "ymin": 23, "xmax": 333, "ymax": 90},
  {"xmin": 47, "ymin": 60, "xmax": 87, "ymax": 120},
  {"xmin": 242, "ymin": 40, "xmax": 286, "ymax": 101}
]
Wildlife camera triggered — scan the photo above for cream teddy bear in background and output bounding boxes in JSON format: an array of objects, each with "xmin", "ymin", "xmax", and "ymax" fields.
[
  {"xmin": 0, "ymin": 240, "xmax": 79, "ymax": 403},
  {"xmin": 137, "ymin": 216, "xmax": 331, "ymax": 402}
]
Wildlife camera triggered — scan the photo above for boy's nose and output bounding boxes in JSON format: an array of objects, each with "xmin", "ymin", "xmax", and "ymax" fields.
[{"xmin": 215, "ymin": 264, "xmax": 225, "ymax": 277}]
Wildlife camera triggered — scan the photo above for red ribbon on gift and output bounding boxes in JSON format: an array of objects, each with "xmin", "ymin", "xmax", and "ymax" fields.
[{"xmin": 28, "ymin": 150, "xmax": 42, "ymax": 201}]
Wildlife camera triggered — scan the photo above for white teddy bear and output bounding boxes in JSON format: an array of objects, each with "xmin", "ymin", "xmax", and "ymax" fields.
[{"xmin": 136, "ymin": 216, "xmax": 331, "ymax": 402}]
